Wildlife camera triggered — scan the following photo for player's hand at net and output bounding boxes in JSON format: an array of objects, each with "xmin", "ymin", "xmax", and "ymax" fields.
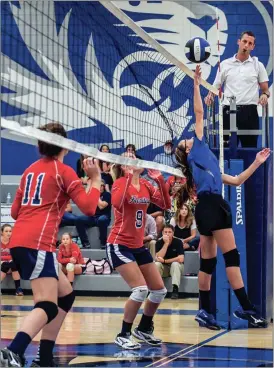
[
  {"xmin": 255, "ymin": 148, "xmax": 271, "ymax": 165},
  {"xmin": 147, "ymin": 169, "xmax": 162, "ymax": 180},
  {"xmin": 83, "ymin": 158, "xmax": 101, "ymax": 180},
  {"xmin": 194, "ymin": 65, "xmax": 201, "ymax": 86},
  {"xmin": 204, "ymin": 92, "xmax": 214, "ymax": 106}
]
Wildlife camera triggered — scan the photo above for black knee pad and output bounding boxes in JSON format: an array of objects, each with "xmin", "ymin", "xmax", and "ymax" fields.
[
  {"xmin": 223, "ymin": 248, "xmax": 240, "ymax": 267},
  {"xmin": 58, "ymin": 291, "xmax": 75, "ymax": 313},
  {"xmin": 34, "ymin": 301, "xmax": 58, "ymax": 324},
  {"xmin": 10, "ymin": 261, "xmax": 17, "ymax": 272},
  {"xmin": 1, "ymin": 262, "xmax": 10, "ymax": 274},
  {"xmin": 200, "ymin": 257, "xmax": 217, "ymax": 275}
]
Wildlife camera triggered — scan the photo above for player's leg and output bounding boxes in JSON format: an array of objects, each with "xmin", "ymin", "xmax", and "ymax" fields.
[
  {"xmin": 195, "ymin": 235, "xmax": 220, "ymax": 330},
  {"xmin": 10, "ymin": 261, "xmax": 24, "ymax": 296},
  {"xmin": 32, "ymin": 268, "xmax": 74, "ymax": 367},
  {"xmin": 1, "ymin": 262, "xmax": 9, "ymax": 281},
  {"xmin": 132, "ymin": 258, "xmax": 167, "ymax": 346},
  {"xmin": 213, "ymin": 229, "xmax": 267, "ymax": 327},
  {"xmin": 106, "ymin": 243, "xmax": 148, "ymax": 349}
]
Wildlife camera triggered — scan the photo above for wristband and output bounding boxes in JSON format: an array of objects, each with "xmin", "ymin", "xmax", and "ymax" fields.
[{"xmin": 262, "ymin": 92, "xmax": 270, "ymax": 98}]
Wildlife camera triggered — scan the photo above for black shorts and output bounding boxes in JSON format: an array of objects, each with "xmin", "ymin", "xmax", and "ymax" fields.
[
  {"xmin": 10, "ymin": 247, "xmax": 59, "ymax": 281},
  {"xmin": 106, "ymin": 244, "xmax": 153, "ymax": 270},
  {"xmin": 195, "ymin": 192, "xmax": 232, "ymax": 236},
  {"xmin": 1, "ymin": 261, "xmax": 17, "ymax": 273}
]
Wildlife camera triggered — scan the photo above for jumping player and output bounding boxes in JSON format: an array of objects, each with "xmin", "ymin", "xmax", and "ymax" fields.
[
  {"xmin": 0, "ymin": 122, "xmax": 101, "ymax": 367},
  {"xmin": 1, "ymin": 224, "xmax": 24, "ymax": 296},
  {"xmin": 107, "ymin": 158, "xmax": 171, "ymax": 349},
  {"xmin": 176, "ymin": 65, "xmax": 270, "ymax": 329}
]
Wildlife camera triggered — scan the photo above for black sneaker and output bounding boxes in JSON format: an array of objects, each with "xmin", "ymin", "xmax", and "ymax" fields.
[
  {"xmin": 30, "ymin": 359, "xmax": 56, "ymax": 367},
  {"xmin": 132, "ymin": 327, "xmax": 162, "ymax": 346},
  {"xmin": 171, "ymin": 285, "xmax": 179, "ymax": 299},
  {"xmin": 1, "ymin": 347, "xmax": 25, "ymax": 367},
  {"xmin": 234, "ymin": 306, "xmax": 268, "ymax": 328}
]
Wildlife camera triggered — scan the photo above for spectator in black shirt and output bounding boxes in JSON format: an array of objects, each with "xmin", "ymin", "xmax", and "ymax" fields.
[
  {"xmin": 155, "ymin": 224, "xmax": 184, "ymax": 299},
  {"xmin": 75, "ymin": 180, "xmax": 111, "ymax": 249}
]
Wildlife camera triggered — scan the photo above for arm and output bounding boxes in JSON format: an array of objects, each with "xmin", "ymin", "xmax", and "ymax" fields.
[
  {"xmin": 164, "ymin": 255, "xmax": 184, "ymax": 264},
  {"xmin": 143, "ymin": 216, "xmax": 157, "ymax": 243},
  {"xmin": 145, "ymin": 173, "xmax": 171, "ymax": 210},
  {"xmin": 222, "ymin": 148, "xmax": 270, "ymax": 186},
  {"xmin": 57, "ymin": 247, "xmax": 71, "ymax": 264},
  {"xmin": 259, "ymin": 82, "xmax": 270, "ymax": 106},
  {"xmin": 150, "ymin": 211, "xmax": 164, "ymax": 218},
  {"xmin": 156, "ymin": 243, "xmax": 169, "ymax": 259},
  {"xmin": 193, "ymin": 65, "xmax": 204, "ymax": 140},
  {"xmin": 111, "ymin": 174, "xmax": 133, "ymax": 210},
  {"xmin": 97, "ymin": 199, "xmax": 109, "ymax": 210},
  {"xmin": 183, "ymin": 228, "xmax": 197, "ymax": 243}
]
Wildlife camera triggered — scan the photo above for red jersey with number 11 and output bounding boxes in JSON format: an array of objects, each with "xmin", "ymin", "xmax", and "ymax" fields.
[{"xmin": 108, "ymin": 174, "xmax": 170, "ymax": 248}]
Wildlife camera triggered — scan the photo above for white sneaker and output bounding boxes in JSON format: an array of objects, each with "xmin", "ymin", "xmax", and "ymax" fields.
[
  {"xmin": 132, "ymin": 327, "xmax": 162, "ymax": 346},
  {"xmin": 114, "ymin": 333, "xmax": 141, "ymax": 350}
]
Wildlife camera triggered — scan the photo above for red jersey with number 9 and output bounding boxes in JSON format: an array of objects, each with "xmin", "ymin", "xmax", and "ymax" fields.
[
  {"xmin": 108, "ymin": 174, "xmax": 170, "ymax": 248},
  {"xmin": 9, "ymin": 157, "xmax": 100, "ymax": 252}
]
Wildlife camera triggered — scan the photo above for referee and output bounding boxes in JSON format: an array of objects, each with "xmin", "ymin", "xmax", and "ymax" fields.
[{"xmin": 205, "ymin": 31, "xmax": 270, "ymax": 148}]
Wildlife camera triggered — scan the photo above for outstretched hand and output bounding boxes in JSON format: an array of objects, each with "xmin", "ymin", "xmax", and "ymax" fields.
[
  {"xmin": 148, "ymin": 169, "xmax": 162, "ymax": 180},
  {"xmin": 194, "ymin": 64, "xmax": 201, "ymax": 86},
  {"xmin": 255, "ymin": 148, "xmax": 271, "ymax": 165}
]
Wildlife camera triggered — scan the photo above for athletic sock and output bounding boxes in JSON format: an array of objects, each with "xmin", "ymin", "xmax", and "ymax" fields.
[
  {"xmin": 8, "ymin": 331, "xmax": 31, "ymax": 356},
  {"xmin": 35, "ymin": 339, "xmax": 55, "ymax": 365},
  {"xmin": 138, "ymin": 314, "xmax": 153, "ymax": 332},
  {"xmin": 14, "ymin": 279, "xmax": 20, "ymax": 289},
  {"xmin": 120, "ymin": 320, "xmax": 133, "ymax": 335},
  {"xmin": 234, "ymin": 287, "xmax": 253, "ymax": 311},
  {"xmin": 199, "ymin": 290, "xmax": 211, "ymax": 314}
]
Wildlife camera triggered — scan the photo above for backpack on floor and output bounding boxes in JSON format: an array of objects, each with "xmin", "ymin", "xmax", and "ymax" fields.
[{"xmin": 84, "ymin": 258, "xmax": 113, "ymax": 275}]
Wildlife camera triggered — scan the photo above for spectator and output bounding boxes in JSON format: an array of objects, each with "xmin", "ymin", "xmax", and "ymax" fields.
[
  {"xmin": 153, "ymin": 140, "xmax": 177, "ymax": 180},
  {"xmin": 57, "ymin": 233, "xmax": 85, "ymax": 286},
  {"xmin": 75, "ymin": 179, "xmax": 111, "ymax": 249},
  {"xmin": 144, "ymin": 214, "xmax": 157, "ymax": 259},
  {"xmin": 166, "ymin": 175, "xmax": 186, "ymax": 194},
  {"xmin": 1, "ymin": 224, "xmax": 23, "ymax": 296},
  {"xmin": 170, "ymin": 204, "xmax": 199, "ymax": 251},
  {"xmin": 147, "ymin": 203, "xmax": 165, "ymax": 237},
  {"xmin": 164, "ymin": 177, "xmax": 183, "ymax": 224},
  {"xmin": 99, "ymin": 144, "xmax": 112, "ymax": 174},
  {"xmin": 76, "ymin": 154, "xmax": 89, "ymax": 185},
  {"xmin": 125, "ymin": 143, "xmax": 142, "ymax": 159},
  {"xmin": 155, "ymin": 224, "xmax": 184, "ymax": 299},
  {"xmin": 205, "ymin": 30, "xmax": 269, "ymax": 148}
]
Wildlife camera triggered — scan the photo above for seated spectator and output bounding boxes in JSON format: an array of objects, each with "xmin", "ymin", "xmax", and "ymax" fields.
[
  {"xmin": 99, "ymin": 144, "xmax": 112, "ymax": 175},
  {"xmin": 170, "ymin": 204, "xmax": 199, "ymax": 251},
  {"xmin": 125, "ymin": 143, "xmax": 142, "ymax": 159},
  {"xmin": 153, "ymin": 140, "xmax": 177, "ymax": 180},
  {"xmin": 57, "ymin": 233, "xmax": 86, "ymax": 286},
  {"xmin": 144, "ymin": 214, "xmax": 157, "ymax": 259},
  {"xmin": 75, "ymin": 179, "xmax": 111, "ymax": 249},
  {"xmin": 147, "ymin": 203, "xmax": 165, "ymax": 237},
  {"xmin": 155, "ymin": 224, "xmax": 184, "ymax": 299},
  {"xmin": 1, "ymin": 224, "xmax": 23, "ymax": 296},
  {"xmin": 166, "ymin": 175, "xmax": 186, "ymax": 193},
  {"xmin": 164, "ymin": 178, "xmax": 183, "ymax": 224},
  {"xmin": 76, "ymin": 154, "xmax": 89, "ymax": 185}
]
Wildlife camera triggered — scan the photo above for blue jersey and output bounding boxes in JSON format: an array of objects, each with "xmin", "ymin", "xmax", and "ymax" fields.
[{"xmin": 187, "ymin": 136, "xmax": 222, "ymax": 195}]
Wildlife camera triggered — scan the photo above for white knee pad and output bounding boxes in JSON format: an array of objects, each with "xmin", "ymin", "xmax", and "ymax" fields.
[
  {"xmin": 66, "ymin": 263, "xmax": 75, "ymax": 272},
  {"xmin": 130, "ymin": 286, "xmax": 148, "ymax": 303},
  {"xmin": 148, "ymin": 288, "xmax": 167, "ymax": 304}
]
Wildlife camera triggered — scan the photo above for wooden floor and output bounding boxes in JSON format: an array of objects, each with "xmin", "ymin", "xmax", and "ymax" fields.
[{"xmin": 1, "ymin": 295, "xmax": 273, "ymax": 367}]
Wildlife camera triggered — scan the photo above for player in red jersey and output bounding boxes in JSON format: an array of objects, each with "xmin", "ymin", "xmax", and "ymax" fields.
[
  {"xmin": 107, "ymin": 156, "xmax": 171, "ymax": 349},
  {"xmin": 1, "ymin": 122, "xmax": 101, "ymax": 368},
  {"xmin": 1, "ymin": 224, "xmax": 23, "ymax": 296}
]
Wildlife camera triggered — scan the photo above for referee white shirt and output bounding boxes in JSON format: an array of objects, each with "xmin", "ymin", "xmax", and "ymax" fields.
[{"xmin": 213, "ymin": 54, "xmax": 269, "ymax": 106}]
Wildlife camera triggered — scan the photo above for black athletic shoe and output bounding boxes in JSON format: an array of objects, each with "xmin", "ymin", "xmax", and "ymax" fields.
[
  {"xmin": 234, "ymin": 306, "xmax": 268, "ymax": 328},
  {"xmin": 1, "ymin": 347, "xmax": 25, "ymax": 367},
  {"xmin": 171, "ymin": 285, "xmax": 179, "ymax": 299},
  {"xmin": 30, "ymin": 359, "xmax": 56, "ymax": 367}
]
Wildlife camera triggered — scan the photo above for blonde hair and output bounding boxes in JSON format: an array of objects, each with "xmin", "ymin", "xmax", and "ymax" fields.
[{"xmin": 175, "ymin": 203, "xmax": 194, "ymax": 228}]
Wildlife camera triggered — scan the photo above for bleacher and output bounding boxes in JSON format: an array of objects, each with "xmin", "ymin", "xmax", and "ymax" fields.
[{"xmin": 1, "ymin": 180, "xmax": 199, "ymax": 296}]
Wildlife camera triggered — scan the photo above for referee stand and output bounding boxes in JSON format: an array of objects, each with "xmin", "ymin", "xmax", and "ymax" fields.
[{"xmin": 212, "ymin": 98, "xmax": 272, "ymax": 329}]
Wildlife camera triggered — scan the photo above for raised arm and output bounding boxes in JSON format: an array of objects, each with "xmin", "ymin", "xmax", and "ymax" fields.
[
  {"xmin": 222, "ymin": 148, "xmax": 271, "ymax": 186},
  {"xmin": 146, "ymin": 170, "xmax": 171, "ymax": 210},
  {"xmin": 193, "ymin": 65, "xmax": 204, "ymax": 140}
]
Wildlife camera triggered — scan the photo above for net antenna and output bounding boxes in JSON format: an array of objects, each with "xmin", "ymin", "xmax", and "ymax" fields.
[{"xmin": 2, "ymin": 1, "xmax": 220, "ymax": 177}]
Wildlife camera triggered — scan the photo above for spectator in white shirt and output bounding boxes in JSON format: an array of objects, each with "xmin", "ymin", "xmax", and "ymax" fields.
[
  {"xmin": 143, "ymin": 214, "xmax": 157, "ymax": 259},
  {"xmin": 170, "ymin": 203, "xmax": 199, "ymax": 251},
  {"xmin": 153, "ymin": 140, "xmax": 177, "ymax": 180},
  {"xmin": 205, "ymin": 31, "xmax": 270, "ymax": 148}
]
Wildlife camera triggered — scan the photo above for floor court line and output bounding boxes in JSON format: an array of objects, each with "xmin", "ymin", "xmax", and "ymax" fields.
[{"xmin": 145, "ymin": 330, "xmax": 229, "ymax": 368}]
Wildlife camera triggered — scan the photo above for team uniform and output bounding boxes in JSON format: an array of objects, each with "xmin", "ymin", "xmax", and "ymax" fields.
[
  {"xmin": 107, "ymin": 173, "xmax": 170, "ymax": 269},
  {"xmin": 9, "ymin": 157, "xmax": 100, "ymax": 281},
  {"xmin": 57, "ymin": 243, "xmax": 86, "ymax": 273},
  {"xmin": 1, "ymin": 241, "xmax": 17, "ymax": 274},
  {"xmin": 187, "ymin": 136, "xmax": 232, "ymax": 235}
]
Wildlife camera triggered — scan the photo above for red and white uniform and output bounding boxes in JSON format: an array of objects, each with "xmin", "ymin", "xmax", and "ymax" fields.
[
  {"xmin": 10, "ymin": 158, "xmax": 100, "ymax": 252},
  {"xmin": 108, "ymin": 174, "xmax": 170, "ymax": 248},
  {"xmin": 1, "ymin": 241, "xmax": 12, "ymax": 262},
  {"xmin": 57, "ymin": 243, "xmax": 85, "ymax": 265}
]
